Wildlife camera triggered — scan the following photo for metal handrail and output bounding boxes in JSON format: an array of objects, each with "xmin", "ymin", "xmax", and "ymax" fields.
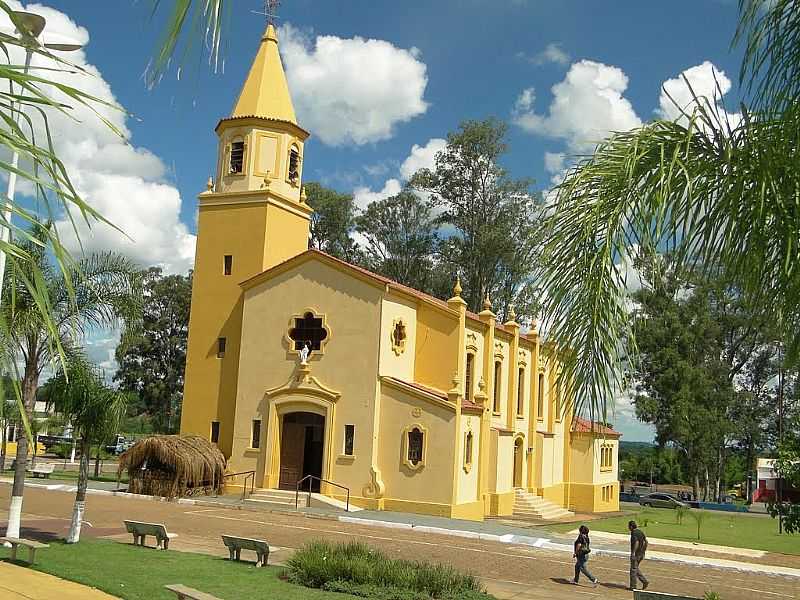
[
  {"xmin": 295, "ymin": 475, "xmax": 350, "ymax": 512},
  {"xmin": 223, "ymin": 470, "xmax": 256, "ymax": 501}
]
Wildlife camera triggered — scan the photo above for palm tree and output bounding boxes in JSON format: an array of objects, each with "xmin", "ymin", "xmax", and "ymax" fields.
[
  {"xmin": 48, "ymin": 355, "xmax": 127, "ymax": 543},
  {"xmin": 535, "ymin": 0, "xmax": 800, "ymax": 422},
  {"xmin": 0, "ymin": 223, "xmax": 141, "ymax": 540}
]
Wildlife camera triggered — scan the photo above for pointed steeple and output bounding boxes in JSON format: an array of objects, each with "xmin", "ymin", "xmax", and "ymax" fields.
[{"xmin": 231, "ymin": 23, "xmax": 297, "ymax": 124}]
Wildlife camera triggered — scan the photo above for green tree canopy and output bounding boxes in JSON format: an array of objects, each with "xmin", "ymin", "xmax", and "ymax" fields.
[
  {"xmin": 355, "ymin": 191, "xmax": 438, "ymax": 293},
  {"xmin": 410, "ymin": 118, "xmax": 541, "ymax": 321},
  {"xmin": 115, "ymin": 267, "xmax": 191, "ymax": 433}
]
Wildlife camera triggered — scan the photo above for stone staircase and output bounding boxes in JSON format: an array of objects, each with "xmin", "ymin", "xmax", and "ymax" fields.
[
  {"xmin": 245, "ymin": 488, "xmax": 298, "ymax": 508},
  {"xmin": 512, "ymin": 488, "xmax": 574, "ymax": 520},
  {"xmin": 244, "ymin": 488, "xmax": 360, "ymax": 512}
]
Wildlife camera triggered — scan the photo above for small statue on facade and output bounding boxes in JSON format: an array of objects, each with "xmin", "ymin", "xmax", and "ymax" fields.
[{"xmin": 299, "ymin": 341, "xmax": 310, "ymax": 365}]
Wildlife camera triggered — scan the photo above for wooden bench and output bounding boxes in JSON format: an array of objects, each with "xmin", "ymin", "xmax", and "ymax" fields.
[
  {"xmin": 221, "ymin": 534, "xmax": 269, "ymax": 567},
  {"xmin": 164, "ymin": 584, "xmax": 222, "ymax": 600},
  {"xmin": 634, "ymin": 592, "xmax": 701, "ymax": 600},
  {"xmin": 124, "ymin": 520, "xmax": 177, "ymax": 550},
  {"xmin": 0, "ymin": 536, "xmax": 49, "ymax": 564},
  {"xmin": 30, "ymin": 463, "xmax": 55, "ymax": 478}
]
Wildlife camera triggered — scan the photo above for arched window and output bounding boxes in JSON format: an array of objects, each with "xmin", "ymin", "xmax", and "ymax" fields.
[
  {"xmin": 464, "ymin": 430, "xmax": 474, "ymax": 472},
  {"xmin": 465, "ymin": 353, "xmax": 475, "ymax": 402},
  {"xmin": 229, "ymin": 140, "xmax": 245, "ymax": 174},
  {"xmin": 517, "ymin": 367, "xmax": 525, "ymax": 416},
  {"xmin": 493, "ymin": 361, "xmax": 502, "ymax": 414},
  {"xmin": 537, "ymin": 373, "xmax": 545, "ymax": 421},
  {"xmin": 407, "ymin": 428, "xmax": 424, "ymax": 466},
  {"xmin": 288, "ymin": 145, "xmax": 300, "ymax": 185}
]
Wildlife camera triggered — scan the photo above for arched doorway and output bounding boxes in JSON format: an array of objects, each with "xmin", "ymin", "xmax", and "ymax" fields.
[
  {"xmin": 513, "ymin": 437, "xmax": 524, "ymax": 488},
  {"xmin": 279, "ymin": 412, "xmax": 325, "ymax": 491}
]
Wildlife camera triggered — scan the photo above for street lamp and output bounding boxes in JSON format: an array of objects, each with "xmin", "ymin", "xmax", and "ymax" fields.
[{"xmin": 0, "ymin": 11, "xmax": 84, "ymax": 295}]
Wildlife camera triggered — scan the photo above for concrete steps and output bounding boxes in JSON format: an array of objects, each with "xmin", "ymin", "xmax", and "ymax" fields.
[
  {"xmin": 245, "ymin": 488, "xmax": 298, "ymax": 507},
  {"xmin": 244, "ymin": 488, "xmax": 361, "ymax": 512},
  {"xmin": 513, "ymin": 488, "xmax": 574, "ymax": 520}
]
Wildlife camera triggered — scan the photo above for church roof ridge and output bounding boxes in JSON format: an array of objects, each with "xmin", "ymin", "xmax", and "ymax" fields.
[{"xmin": 240, "ymin": 249, "xmax": 539, "ymax": 341}]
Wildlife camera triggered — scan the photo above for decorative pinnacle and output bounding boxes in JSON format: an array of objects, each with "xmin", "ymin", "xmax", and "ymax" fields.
[
  {"xmin": 508, "ymin": 304, "xmax": 517, "ymax": 322},
  {"xmin": 482, "ymin": 293, "xmax": 492, "ymax": 311},
  {"xmin": 453, "ymin": 275, "xmax": 462, "ymax": 297},
  {"xmin": 300, "ymin": 186, "xmax": 307, "ymax": 204},
  {"xmin": 206, "ymin": 177, "xmax": 214, "ymax": 192}
]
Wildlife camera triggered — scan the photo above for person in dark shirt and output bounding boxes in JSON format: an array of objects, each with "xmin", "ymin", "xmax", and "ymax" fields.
[
  {"xmin": 572, "ymin": 525, "xmax": 598, "ymax": 586},
  {"xmin": 628, "ymin": 520, "xmax": 649, "ymax": 591}
]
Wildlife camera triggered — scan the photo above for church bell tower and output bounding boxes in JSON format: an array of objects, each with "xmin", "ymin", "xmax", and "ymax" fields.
[{"xmin": 180, "ymin": 22, "xmax": 311, "ymax": 457}]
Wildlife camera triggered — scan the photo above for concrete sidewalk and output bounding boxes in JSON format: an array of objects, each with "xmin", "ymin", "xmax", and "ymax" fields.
[
  {"xmin": 339, "ymin": 512, "xmax": 800, "ymax": 580},
  {"xmin": 0, "ymin": 561, "xmax": 116, "ymax": 599}
]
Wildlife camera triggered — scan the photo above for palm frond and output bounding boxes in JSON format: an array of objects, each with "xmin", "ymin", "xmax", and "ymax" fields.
[
  {"xmin": 736, "ymin": 0, "xmax": 800, "ymax": 112},
  {"xmin": 145, "ymin": 0, "xmax": 230, "ymax": 88},
  {"xmin": 539, "ymin": 100, "xmax": 800, "ymax": 422}
]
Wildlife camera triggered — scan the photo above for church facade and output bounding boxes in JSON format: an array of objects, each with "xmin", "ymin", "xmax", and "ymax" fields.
[{"xmin": 180, "ymin": 24, "xmax": 620, "ymax": 520}]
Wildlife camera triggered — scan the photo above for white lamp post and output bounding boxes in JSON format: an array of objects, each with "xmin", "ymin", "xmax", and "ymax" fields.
[{"xmin": 0, "ymin": 11, "xmax": 83, "ymax": 296}]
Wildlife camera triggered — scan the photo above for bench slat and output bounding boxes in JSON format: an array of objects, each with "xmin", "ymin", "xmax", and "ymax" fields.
[
  {"xmin": 0, "ymin": 537, "xmax": 49, "ymax": 549},
  {"xmin": 165, "ymin": 584, "xmax": 222, "ymax": 600}
]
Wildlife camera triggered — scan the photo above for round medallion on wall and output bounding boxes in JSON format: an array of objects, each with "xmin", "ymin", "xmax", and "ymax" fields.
[{"xmin": 411, "ymin": 407, "xmax": 422, "ymax": 418}]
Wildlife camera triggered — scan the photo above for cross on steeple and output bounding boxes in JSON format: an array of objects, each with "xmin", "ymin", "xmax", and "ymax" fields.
[{"xmin": 252, "ymin": 0, "xmax": 281, "ymax": 25}]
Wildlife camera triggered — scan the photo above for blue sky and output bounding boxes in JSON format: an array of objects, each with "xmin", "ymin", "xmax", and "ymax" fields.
[{"xmin": 14, "ymin": 0, "xmax": 748, "ymax": 440}]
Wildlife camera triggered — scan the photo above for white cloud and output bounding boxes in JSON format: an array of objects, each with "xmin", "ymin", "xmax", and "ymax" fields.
[
  {"xmin": 657, "ymin": 61, "xmax": 741, "ymax": 129},
  {"xmin": 353, "ymin": 178, "xmax": 402, "ymax": 211},
  {"xmin": 353, "ymin": 138, "xmax": 446, "ymax": 210},
  {"xmin": 518, "ymin": 43, "xmax": 570, "ymax": 67},
  {"xmin": 399, "ymin": 138, "xmax": 446, "ymax": 180},
  {"xmin": 543, "ymin": 151, "xmax": 565, "ymax": 175},
  {"xmin": 513, "ymin": 60, "xmax": 642, "ymax": 153},
  {"xmin": 1, "ymin": 2, "xmax": 195, "ymax": 274},
  {"xmin": 279, "ymin": 24, "xmax": 429, "ymax": 146}
]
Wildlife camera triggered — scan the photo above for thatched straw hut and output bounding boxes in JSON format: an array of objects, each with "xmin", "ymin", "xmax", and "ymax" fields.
[{"xmin": 118, "ymin": 435, "xmax": 226, "ymax": 499}]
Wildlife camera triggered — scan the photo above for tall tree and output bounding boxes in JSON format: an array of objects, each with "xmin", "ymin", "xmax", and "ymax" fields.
[
  {"xmin": 0, "ymin": 223, "xmax": 141, "ymax": 540},
  {"xmin": 48, "ymin": 355, "xmax": 127, "ymax": 543},
  {"xmin": 115, "ymin": 268, "xmax": 191, "ymax": 433},
  {"xmin": 632, "ymin": 257, "xmax": 769, "ymax": 500},
  {"xmin": 410, "ymin": 118, "xmax": 540, "ymax": 320},
  {"xmin": 305, "ymin": 183, "xmax": 360, "ymax": 262},
  {"xmin": 355, "ymin": 191, "xmax": 438, "ymax": 293}
]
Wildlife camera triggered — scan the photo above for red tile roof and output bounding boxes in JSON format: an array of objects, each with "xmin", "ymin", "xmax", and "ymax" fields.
[
  {"xmin": 572, "ymin": 417, "xmax": 621, "ymax": 438},
  {"xmin": 241, "ymin": 249, "xmax": 542, "ymax": 351}
]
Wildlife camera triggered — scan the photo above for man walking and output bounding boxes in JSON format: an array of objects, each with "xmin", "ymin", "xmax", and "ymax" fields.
[{"xmin": 628, "ymin": 520, "xmax": 649, "ymax": 591}]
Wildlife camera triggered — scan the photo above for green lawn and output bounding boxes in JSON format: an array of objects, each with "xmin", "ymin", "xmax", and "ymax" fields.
[
  {"xmin": 548, "ymin": 508, "xmax": 799, "ymax": 555},
  {"xmin": 0, "ymin": 538, "xmax": 353, "ymax": 600}
]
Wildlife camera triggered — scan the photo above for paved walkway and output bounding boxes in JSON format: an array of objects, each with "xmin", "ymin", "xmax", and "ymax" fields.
[
  {"xmin": 2, "ymin": 483, "xmax": 799, "ymax": 600},
  {"xmin": 0, "ymin": 561, "xmax": 116, "ymax": 599}
]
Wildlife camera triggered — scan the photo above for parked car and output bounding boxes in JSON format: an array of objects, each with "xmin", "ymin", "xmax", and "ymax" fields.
[
  {"xmin": 106, "ymin": 435, "xmax": 134, "ymax": 455},
  {"xmin": 638, "ymin": 493, "xmax": 688, "ymax": 509}
]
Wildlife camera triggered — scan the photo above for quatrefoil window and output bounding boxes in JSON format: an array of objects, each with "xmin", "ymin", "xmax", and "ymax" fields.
[{"xmin": 288, "ymin": 311, "xmax": 329, "ymax": 352}]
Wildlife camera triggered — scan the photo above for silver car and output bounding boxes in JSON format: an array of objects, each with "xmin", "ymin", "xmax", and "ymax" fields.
[{"xmin": 638, "ymin": 493, "xmax": 687, "ymax": 509}]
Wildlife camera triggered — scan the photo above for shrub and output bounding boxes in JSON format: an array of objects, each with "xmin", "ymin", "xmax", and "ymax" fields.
[
  {"xmin": 287, "ymin": 541, "xmax": 491, "ymax": 599},
  {"xmin": 704, "ymin": 592, "xmax": 722, "ymax": 600},
  {"xmin": 676, "ymin": 505, "xmax": 689, "ymax": 525},
  {"xmin": 51, "ymin": 442, "xmax": 75, "ymax": 459}
]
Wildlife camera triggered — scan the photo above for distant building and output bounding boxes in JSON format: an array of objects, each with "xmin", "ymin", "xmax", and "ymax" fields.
[{"xmin": 755, "ymin": 458, "xmax": 800, "ymax": 503}]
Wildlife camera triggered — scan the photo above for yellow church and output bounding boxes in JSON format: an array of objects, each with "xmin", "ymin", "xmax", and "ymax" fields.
[{"xmin": 180, "ymin": 23, "xmax": 620, "ymax": 521}]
